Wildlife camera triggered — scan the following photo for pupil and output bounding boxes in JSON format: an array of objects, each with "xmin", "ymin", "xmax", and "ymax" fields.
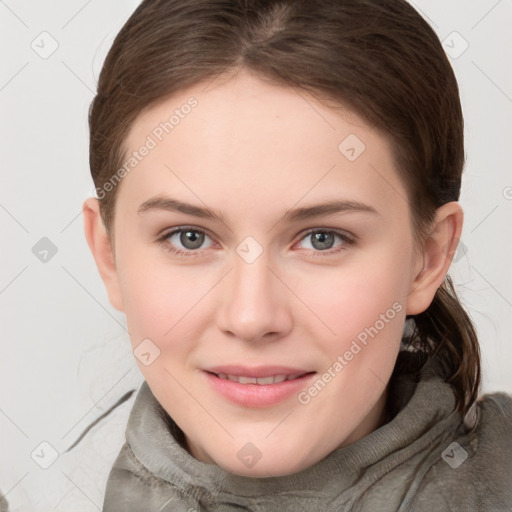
[
  {"xmin": 181, "ymin": 230, "xmax": 204, "ymax": 249},
  {"xmin": 312, "ymin": 232, "xmax": 334, "ymax": 250}
]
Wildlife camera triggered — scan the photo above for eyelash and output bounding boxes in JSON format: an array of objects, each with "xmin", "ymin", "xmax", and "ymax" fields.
[{"xmin": 157, "ymin": 226, "xmax": 356, "ymax": 258}]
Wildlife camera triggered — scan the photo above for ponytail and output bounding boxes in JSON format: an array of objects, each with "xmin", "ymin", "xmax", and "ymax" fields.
[{"xmin": 401, "ymin": 275, "xmax": 481, "ymax": 417}]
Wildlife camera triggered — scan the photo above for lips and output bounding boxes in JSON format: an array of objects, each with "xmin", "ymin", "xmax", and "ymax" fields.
[{"xmin": 202, "ymin": 365, "xmax": 316, "ymax": 407}]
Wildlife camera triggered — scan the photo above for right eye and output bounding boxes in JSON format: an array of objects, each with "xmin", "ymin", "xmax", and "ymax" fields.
[{"xmin": 159, "ymin": 227, "xmax": 215, "ymax": 255}]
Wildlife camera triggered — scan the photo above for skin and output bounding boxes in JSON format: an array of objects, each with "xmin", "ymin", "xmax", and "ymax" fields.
[{"xmin": 83, "ymin": 67, "xmax": 462, "ymax": 477}]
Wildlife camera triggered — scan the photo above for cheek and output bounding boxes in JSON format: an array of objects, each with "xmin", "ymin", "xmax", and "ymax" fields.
[
  {"xmin": 294, "ymin": 251, "xmax": 409, "ymax": 344},
  {"xmin": 115, "ymin": 245, "xmax": 205, "ymax": 346}
]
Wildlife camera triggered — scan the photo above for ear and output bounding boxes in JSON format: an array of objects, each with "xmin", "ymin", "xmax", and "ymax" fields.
[
  {"xmin": 406, "ymin": 202, "xmax": 463, "ymax": 315},
  {"xmin": 82, "ymin": 198, "xmax": 124, "ymax": 312}
]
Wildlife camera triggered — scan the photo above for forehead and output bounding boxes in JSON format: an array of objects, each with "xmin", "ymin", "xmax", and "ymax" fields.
[{"xmin": 118, "ymin": 69, "xmax": 409, "ymax": 222}]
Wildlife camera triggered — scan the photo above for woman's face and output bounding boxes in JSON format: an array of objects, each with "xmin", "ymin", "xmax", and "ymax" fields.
[{"xmin": 106, "ymin": 68, "xmax": 423, "ymax": 476}]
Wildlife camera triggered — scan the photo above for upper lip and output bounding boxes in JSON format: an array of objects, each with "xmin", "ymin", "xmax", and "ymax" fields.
[{"xmin": 203, "ymin": 365, "xmax": 315, "ymax": 378}]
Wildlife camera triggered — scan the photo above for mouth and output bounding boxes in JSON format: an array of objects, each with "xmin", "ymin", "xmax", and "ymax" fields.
[
  {"xmin": 212, "ymin": 372, "xmax": 308, "ymax": 385},
  {"xmin": 202, "ymin": 366, "xmax": 316, "ymax": 407}
]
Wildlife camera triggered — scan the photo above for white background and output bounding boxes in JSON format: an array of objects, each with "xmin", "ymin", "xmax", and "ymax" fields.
[{"xmin": 1, "ymin": 1, "xmax": 511, "ymax": 510}]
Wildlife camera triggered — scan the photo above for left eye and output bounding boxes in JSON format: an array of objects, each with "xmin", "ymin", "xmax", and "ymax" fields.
[{"xmin": 297, "ymin": 230, "xmax": 351, "ymax": 251}]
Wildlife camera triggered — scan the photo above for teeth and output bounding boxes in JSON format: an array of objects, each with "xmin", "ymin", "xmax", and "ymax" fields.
[
  {"xmin": 256, "ymin": 376, "xmax": 275, "ymax": 385},
  {"xmin": 215, "ymin": 373, "xmax": 305, "ymax": 384},
  {"xmin": 238, "ymin": 376, "xmax": 258, "ymax": 384}
]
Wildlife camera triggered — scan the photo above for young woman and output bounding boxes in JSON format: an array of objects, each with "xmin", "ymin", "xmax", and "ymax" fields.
[{"xmin": 82, "ymin": 0, "xmax": 512, "ymax": 510}]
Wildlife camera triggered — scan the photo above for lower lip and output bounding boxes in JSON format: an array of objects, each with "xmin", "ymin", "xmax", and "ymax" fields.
[{"xmin": 203, "ymin": 371, "xmax": 316, "ymax": 408}]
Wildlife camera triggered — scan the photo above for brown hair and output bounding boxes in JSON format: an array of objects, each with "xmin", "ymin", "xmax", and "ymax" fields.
[{"xmin": 89, "ymin": 0, "xmax": 481, "ymax": 417}]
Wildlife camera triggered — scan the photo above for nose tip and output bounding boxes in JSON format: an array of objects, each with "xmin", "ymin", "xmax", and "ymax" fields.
[{"xmin": 215, "ymin": 251, "xmax": 293, "ymax": 343}]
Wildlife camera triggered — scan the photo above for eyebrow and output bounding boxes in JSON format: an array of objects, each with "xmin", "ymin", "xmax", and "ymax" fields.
[{"xmin": 137, "ymin": 196, "xmax": 378, "ymax": 223}]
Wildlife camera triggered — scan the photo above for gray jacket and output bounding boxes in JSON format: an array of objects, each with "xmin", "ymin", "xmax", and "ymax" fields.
[{"xmin": 102, "ymin": 352, "xmax": 512, "ymax": 511}]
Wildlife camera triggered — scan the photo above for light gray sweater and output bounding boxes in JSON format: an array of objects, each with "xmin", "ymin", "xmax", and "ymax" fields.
[{"xmin": 102, "ymin": 352, "xmax": 512, "ymax": 511}]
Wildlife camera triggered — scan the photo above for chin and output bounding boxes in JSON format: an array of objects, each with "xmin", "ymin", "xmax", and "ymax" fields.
[{"xmin": 197, "ymin": 437, "xmax": 323, "ymax": 478}]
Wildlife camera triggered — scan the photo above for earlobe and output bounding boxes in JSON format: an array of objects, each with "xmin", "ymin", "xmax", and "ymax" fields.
[
  {"xmin": 82, "ymin": 198, "xmax": 125, "ymax": 312},
  {"xmin": 405, "ymin": 202, "xmax": 463, "ymax": 315}
]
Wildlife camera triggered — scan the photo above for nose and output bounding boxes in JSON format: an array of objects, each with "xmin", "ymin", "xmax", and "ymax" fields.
[{"xmin": 216, "ymin": 249, "xmax": 293, "ymax": 343}]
